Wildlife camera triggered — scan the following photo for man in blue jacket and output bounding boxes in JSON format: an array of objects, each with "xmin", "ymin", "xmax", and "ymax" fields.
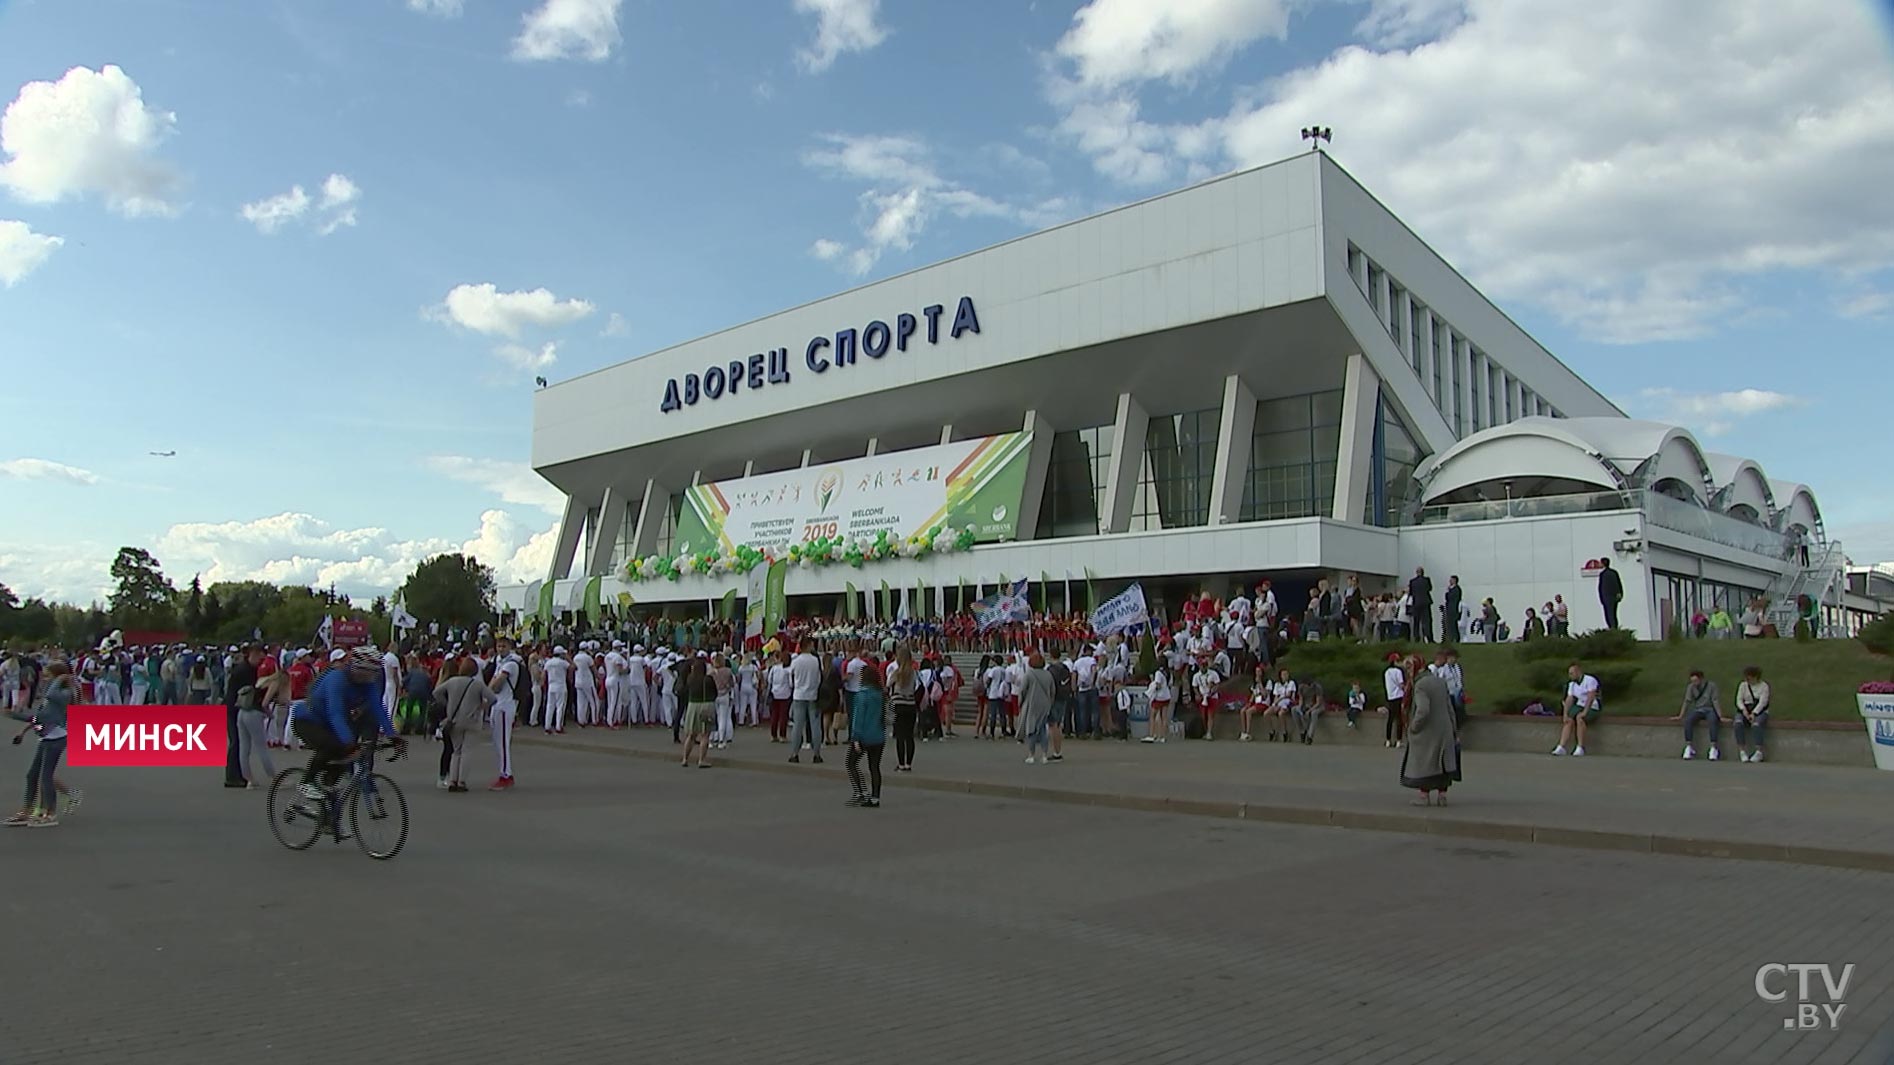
[{"xmin": 291, "ymin": 646, "xmax": 402, "ymax": 806}]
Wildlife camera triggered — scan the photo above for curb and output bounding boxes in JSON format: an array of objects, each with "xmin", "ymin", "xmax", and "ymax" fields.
[{"xmin": 514, "ymin": 733, "xmax": 1894, "ymax": 875}]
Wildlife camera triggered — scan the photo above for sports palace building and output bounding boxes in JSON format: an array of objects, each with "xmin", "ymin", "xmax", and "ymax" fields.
[{"xmin": 501, "ymin": 152, "xmax": 1886, "ymax": 640}]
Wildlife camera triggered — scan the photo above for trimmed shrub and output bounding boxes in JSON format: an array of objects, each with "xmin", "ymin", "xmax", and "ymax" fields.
[
  {"xmin": 1859, "ymin": 614, "xmax": 1894, "ymax": 657},
  {"xmin": 1524, "ymin": 661, "xmax": 1640, "ymax": 700},
  {"xmin": 1474, "ymin": 691, "xmax": 1545, "ymax": 714},
  {"xmin": 1514, "ymin": 627, "xmax": 1638, "ymax": 663}
]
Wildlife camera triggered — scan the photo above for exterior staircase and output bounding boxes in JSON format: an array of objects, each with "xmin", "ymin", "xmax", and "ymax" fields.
[{"xmin": 1763, "ymin": 541, "xmax": 1847, "ymax": 637}]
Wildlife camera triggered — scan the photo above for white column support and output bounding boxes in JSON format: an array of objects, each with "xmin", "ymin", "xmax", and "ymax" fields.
[
  {"xmin": 585, "ymin": 485, "xmax": 635, "ymax": 577},
  {"xmin": 939, "ymin": 425, "xmax": 954, "ymax": 445},
  {"xmin": 742, "ymin": 460, "xmax": 754, "ymax": 477},
  {"xmin": 1207, "ymin": 374, "xmax": 1257, "ymax": 527},
  {"xmin": 1013, "ymin": 410, "xmax": 1057, "ymax": 541},
  {"xmin": 1101, "ymin": 392, "xmax": 1149, "ymax": 534},
  {"xmin": 865, "ymin": 438, "xmax": 880, "ymax": 457},
  {"xmin": 629, "ymin": 478, "xmax": 672, "ymax": 559},
  {"xmin": 1332, "ymin": 354, "xmax": 1382, "ymax": 524},
  {"xmin": 547, "ymin": 493, "xmax": 588, "ymax": 583},
  {"xmin": 800, "ymin": 449, "xmax": 813, "ymax": 468}
]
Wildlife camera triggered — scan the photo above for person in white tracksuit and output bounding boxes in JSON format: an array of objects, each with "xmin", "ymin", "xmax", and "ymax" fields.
[
  {"xmin": 626, "ymin": 646, "xmax": 650, "ymax": 725},
  {"xmin": 485, "ymin": 642, "xmax": 520, "ymax": 790},
  {"xmin": 382, "ymin": 647, "xmax": 402, "ymax": 733},
  {"xmin": 658, "ymin": 654, "xmax": 678, "ymax": 727},
  {"xmin": 737, "ymin": 654, "xmax": 760, "ymax": 726},
  {"xmin": 603, "ymin": 642, "xmax": 628, "ymax": 728},
  {"xmin": 711, "ymin": 653, "xmax": 736, "ymax": 749},
  {"xmin": 92, "ymin": 655, "xmax": 120, "ymax": 704},
  {"xmin": 572, "ymin": 644, "xmax": 597, "ymax": 727},
  {"xmin": 543, "ymin": 647, "xmax": 571, "ymax": 733}
]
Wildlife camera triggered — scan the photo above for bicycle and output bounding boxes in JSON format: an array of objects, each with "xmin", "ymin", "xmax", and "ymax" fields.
[{"xmin": 266, "ymin": 737, "xmax": 409, "ymax": 860}]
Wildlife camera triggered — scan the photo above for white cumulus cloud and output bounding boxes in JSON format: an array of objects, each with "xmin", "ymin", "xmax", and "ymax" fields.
[
  {"xmin": 1044, "ymin": 0, "xmax": 1894, "ymax": 344},
  {"xmin": 423, "ymin": 455, "xmax": 565, "ymax": 515},
  {"xmin": 407, "ymin": 0, "xmax": 464, "ymax": 16},
  {"xmin": 802, "ymin": 133, "xmax": 1077, "ymax": 276},
  {"xmin": 794, "ymin": 0, "xmax": 889, "ymax": 73},
  {"xmin": 495, "ymin": 341, "xmax": 560, "ymax": 371},
  {"xmin": 432, "ymin": 283, "xmax": 595, "ymax": 338},
  {"xmin": 0, "ymin": 65, "xmax": 182, "ymax": 217},
  {"xmin": 241, "ymin": 173, "xmax": 359, "ymax": 235},
  {"xmin": 0, "ymin": 458, "xmax": 98, "ymax": 485},
  {"xmin": 0, "ymin": 219, "xmax": 62, "ymax": 286},
  {"xmin": 512, "ymin": 0, "xmax": 624, "ymax": 62},
  {"xmin": 601, "ymin": 311, "xmax": 630, "ymax": 337},
  {"xmin": 1636, "ymin": 388, "xmax": 1804, "ymax": 437}
]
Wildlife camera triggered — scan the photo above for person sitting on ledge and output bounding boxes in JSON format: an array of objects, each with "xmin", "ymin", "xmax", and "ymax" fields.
[
  {"xmin": 1733, "ymin": 666, "xmax": 1770, "ymax": 763},
  {"xmin": 1673, "ymin": 669, "xmax": 1723, "ymax": 761},
  {"xmin": 1552, "ymin": 662, "xmax": 1598, "ymax": 757}
]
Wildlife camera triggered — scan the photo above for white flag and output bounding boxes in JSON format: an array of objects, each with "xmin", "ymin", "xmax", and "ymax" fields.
[{"xmin": 316, "ymin": 614, "xmax": 334, "ymax": 648}]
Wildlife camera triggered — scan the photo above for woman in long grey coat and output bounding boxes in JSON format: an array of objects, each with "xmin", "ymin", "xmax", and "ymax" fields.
[
  {"xmin": 1017, "ymin": 654, "xmax": 1056, "ymax": 765},
  {"xmin": 1399, "ymin": 655, "xmax": 1461, "ymax": 806}
]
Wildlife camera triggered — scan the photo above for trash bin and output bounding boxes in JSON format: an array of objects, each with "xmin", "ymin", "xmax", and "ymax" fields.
[{"xmin": 1858, "ymin": 691, "xmax": 1894, "ymax": 771}]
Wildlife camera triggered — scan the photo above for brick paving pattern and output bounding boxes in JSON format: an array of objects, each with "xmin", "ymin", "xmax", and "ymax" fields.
[{"xmin": 3, "ymin": 737, "xmax": 1890, "ymax": 1065}]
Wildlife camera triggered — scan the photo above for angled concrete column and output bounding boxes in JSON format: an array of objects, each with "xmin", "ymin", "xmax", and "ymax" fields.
[
  {"xmin": 865, "ymin": 438, "xmax": 880, "ymax": 457},
  {"xmin": 743, "ymin": 460, "xmax": 754, "ymax": 477},
  {"xmin": 1101, "ymin": 392, "xmax": 1149, "ymax": 534},
  {"xmin": 939, "ymin": 425, "xmax": 954, "ymax": 445},
  {"xmin": 585, "ymin": 484, "xmax": 638, "ymax": 577},
  {"xmin": 1013, "ymin": 410, "xmax": 1057, "ymax": 541},
  {"xmin": 548, "ymin": 493, "xmax": 588, "ymax": 582},
  {"xmin": 629, "ymin": 479, "xmax": 673, "ymax": 559},
  {"xmin": 1207, "ymin": 374, "xmax": 1257, "ymax": 526},
  {"xmin": 801, "ymin": 449, "xmax": 814, "ymax": 468},
  {"xmin": 1332, "ymin": 354, "xmax": 1382, "ymax": 524}
]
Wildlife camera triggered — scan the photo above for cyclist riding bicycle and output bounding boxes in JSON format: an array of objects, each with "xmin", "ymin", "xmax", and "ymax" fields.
[{"xmin": 291, "ymin": 646, "xmax": 404, "ymax": 809}]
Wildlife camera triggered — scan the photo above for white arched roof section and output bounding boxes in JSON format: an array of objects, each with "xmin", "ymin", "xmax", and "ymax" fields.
[
  {"xmin": 1770, "ymin": 480, "xmax": 1822, "ymax": 537},
  {"xmin": 1704, "ymin": 453, "xmax": 1775, "ymax": 521},
  {"xmin": 1416, "ymin": 419, "xmax": 1623, "ymax": 503},
  {"xmin": 1549, "ymin": 418, "xmax": 1715, "ymax": 502}
]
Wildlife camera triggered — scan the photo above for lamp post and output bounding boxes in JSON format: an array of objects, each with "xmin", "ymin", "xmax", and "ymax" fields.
[{"xmin": 1300, "ymin": 126, "xmax": 1332, "ymax": 152}]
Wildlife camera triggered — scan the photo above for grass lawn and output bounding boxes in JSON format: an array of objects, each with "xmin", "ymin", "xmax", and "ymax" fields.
[{"xmin": 1450, "ymin": 638, "xmax": 1892, "ymax": 722}]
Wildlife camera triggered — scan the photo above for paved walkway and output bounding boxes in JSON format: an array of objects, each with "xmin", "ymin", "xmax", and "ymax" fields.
[
  {"xmin": 517, "ymin": 722, "xmax": 1894, "ymax": 871},
  {"xmin": 6, "ymin": 740, "xmax": 1891, "ymax": 1064}
]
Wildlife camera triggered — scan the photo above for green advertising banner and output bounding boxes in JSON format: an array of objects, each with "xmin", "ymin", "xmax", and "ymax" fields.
[
  {"xmin": 536, "ymin": 579, "xmax": 555, "ymax": 626},
  {"xmin": 671, "ymin": 432, "xmax": 1034, "ymax": 557},
  {"xmin": 764, "ymin": 560, "xmax": 788, "ymax": 637},
  {"xmin": 582, "ymin": 576, "xmax": 602, "ymax": 625}
]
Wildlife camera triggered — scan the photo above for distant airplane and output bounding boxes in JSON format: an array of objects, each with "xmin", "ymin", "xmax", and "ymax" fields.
[{"xmin": 149, "ymin": 450, "xmax": 176, "ymax": 457}]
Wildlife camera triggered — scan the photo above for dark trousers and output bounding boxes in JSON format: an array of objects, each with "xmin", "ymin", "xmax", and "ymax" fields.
[
  {"xmin": 846, "ymin": 742, "xmax": 884, "ymax": 799},
  {"xmin": 1414, "ymin": 607, "xmax": 1435, "ymax": 643},
  {"xmin": 1074, "ymin": 690, "xmax": 1100, "ymax": 736},
  {"xmin": 438, "ymin": 729, "xmax": 455, "ymax": 778},
  {"xmin": 1386, "ymin": 704, "xmax": 1407, "ymax": 744},
  {"xmin": 893, "ymin": 707, "xmax": 917, "ymax": 767},
  {"xmin": 769, "ymin": 698, "xmax": 789, "ymax": 740},
  {"xmin": 1442, "ymin": 607, "xmax": 1458, "ymax": 643},
  {"xmin": 225, "ymin": 705, "xmax": 245, "ymax": 784},
  {"xmin": 293, "ymin": 718, "xmax": 350, "ymax": 789},
  {"xmin": 1602, "ymin": 599, "xmax": 1620, "ymax": 629}
]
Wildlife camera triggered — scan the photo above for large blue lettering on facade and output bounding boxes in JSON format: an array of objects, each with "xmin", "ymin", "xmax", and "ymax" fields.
[{"xmin": 660, "ymin": 295, "xmax": 981, "ymax": 414}]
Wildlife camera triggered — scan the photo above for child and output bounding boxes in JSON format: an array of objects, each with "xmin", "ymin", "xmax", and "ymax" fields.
[
  {"xmin": 1143, "ymin": 670, "xmax": 1172, "ymax": 743},
  {"xmin": 1347, "ymin": 681, "xmax": 1366, "ymax": 729},
  {"xmin": 6, "ymin": 660, "xmax": 74, "ymax": 828},
  {"xmin": 1113, "ymin": 678, "xmax": 1133, "ymax": 742}
]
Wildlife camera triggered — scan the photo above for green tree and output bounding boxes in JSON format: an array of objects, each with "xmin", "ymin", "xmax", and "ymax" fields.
[
  {"xmin": 397, "ymin": 554, "xmax": 495, "ymax": 631},
  {"xmin": 13, "ymin": 598, "xmax": 55, "ymax": 642},
  {"xmin": 182, "ymin": 575, "xmax": 204, "ymax": 635},
  {"xmin": 208, "ymin": 581, "xmax": 285, "ymax": 635},
  {"xmin": 371, "ymin": 596, "xmax": 387, "ymax": 618},
  {"xmin": 108, "ymin": 547, "xmax": 179, "ymax": 629},
  {"xmin": 0, "ymin": 581, "xmax": 17, "ymax": 640},
  {"xmin": 202, "ymin": 588, "xmax": 225, "ymax": 631}
]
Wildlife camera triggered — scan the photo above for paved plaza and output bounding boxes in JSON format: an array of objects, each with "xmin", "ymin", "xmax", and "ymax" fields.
[{"xmin": 4, "ymin": 736, "xmax": 1892, "ymax": 1065}]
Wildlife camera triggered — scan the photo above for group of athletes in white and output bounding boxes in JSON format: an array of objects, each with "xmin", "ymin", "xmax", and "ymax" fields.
[{"xmin": 527, "ymin": 640, "xmax": 759, "ymax": 746}]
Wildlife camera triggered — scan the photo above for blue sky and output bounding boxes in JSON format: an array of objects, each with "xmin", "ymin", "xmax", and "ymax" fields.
[{"xmin": 2, "ymin": 0, "xmax": 1892, "ymax": 603}]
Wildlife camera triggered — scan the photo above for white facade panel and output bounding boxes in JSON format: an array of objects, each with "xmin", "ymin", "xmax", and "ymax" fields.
[{"xmin": 1399, "ymin": 510, "xmax": 1655, "ymax": 638}]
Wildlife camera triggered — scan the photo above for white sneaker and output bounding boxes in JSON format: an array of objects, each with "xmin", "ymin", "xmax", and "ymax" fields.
[
  {"xmin": 1740, "ymin": 750, "xmax": 1752, "ymax": 763},
  {"xmin": 1682, "ymin": 745, "xmax": 1695, "ymax": 760},
  {"xmin": 436, "ymin": 778, "xmax": 450, "ymax": 790},
  {"xmin": 1751, "ymin": 750, "xmax": 1764, "ymax": 763},
  {"xmin": 1140, "ymin": 736, "xmax": 1155, "ymax": 743},
  {"xmin": 1573, "ymin": 746, "xmax": 1586, "ymax": 756},
  {"xmin": 1023, "ymin": 756, "xmax": 1036, "ymax": 765},
  {"xmin": 1707, "ymin": 746, "xmax": 1720, "ymax": 761},
  {"xmin": 1239, "ymin": 733, "xmax": 1251, "ymax": 741},
  {"xmin": 1552, "ymin": 745, "xmax": 1567, "ymax": 756},
  {"xmin": 298, "ymin": 782, "xmax": 325, "ymax": 802}
]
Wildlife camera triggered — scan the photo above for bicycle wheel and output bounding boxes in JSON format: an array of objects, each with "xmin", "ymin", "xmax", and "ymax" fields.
[
  {"xmin": 346, "ymin": 773, "xmax": 408, "ymax": 860},
  {"xmin": 267, "ymin": 768, "xmax": 321, "ymax": 851}
]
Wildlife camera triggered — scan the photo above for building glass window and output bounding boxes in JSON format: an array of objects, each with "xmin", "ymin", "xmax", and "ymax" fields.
[
  {"xmin": 1035, "ymin": 425, "xmax": 1114, "ymax": 539},
  {"xmin": 581, "ymin": 506, "xmax": 600, "ymax": 568},
  {"xmin": 1237, "ymin": 389, "xmax": 1344, "ymax": 522},
  {"xmin": 610, "ymin": 499, "xmax": 638, "ymax": 572},
  {"xmin": 1130, "ymin": 409, "xmax": 1219, "ymax": 531},
  {"xmin": 1430, "ymin": 319, "xmax": 1446, "ymax": 405},
  {"xmin": 1488, "ymin": 364, "xmax": 1502, "ymax": 428},
  {"xmin": 1448, "ymin": 333, "xmax": 1464, "ymax": 437},
  {"xmin": 1347, "ymin": 244, "xmax": 1366, "ymax": 296},
  {"xmin": 1361, "ymin": 394, "xmax": 1422, "ymax": 528},
  {"xmin": 651, "ymin": 492, "xmax": 685, "ymax": 558},
  {"xmin": 1368, "ymin": 265, "xmax": 1385, "ymax": 320},
  {"xmin": 1409, "ymin": 301, "xmax": 1425, "ymax": 372},
  {"xmin": 1462, "ymin": 350, "xmax": 1477, "ymax": 428}
]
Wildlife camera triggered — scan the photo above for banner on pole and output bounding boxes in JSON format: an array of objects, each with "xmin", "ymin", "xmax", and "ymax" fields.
[
  {"xmin": 583, "ymin": 576, "xmax": 603, "ymax": 625},
  {"xmin": 1090, "ymin": 583, "xmax": 1150, "ymax": 637},
  {"xmin": 764, "ymin": 560, "xmax": 788, "ymax": 636},
  {"xmin": 746, "ymin": 565, "xmax": 768, "ymax": 638}
]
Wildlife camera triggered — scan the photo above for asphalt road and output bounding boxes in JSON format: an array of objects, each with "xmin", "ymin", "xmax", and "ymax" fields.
[{"xmin": 3, "ymin": 738, "xmax": 1890, "ymax": 1065}]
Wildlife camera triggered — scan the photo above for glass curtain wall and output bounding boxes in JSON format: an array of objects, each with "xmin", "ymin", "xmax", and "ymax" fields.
[
  {"xmin": 1239, "ymin": 389, "xmax": 1344, "ymax": 522},
  {"xmin": 1035, "ymin": 425, "xmax": 1114, "ymax": 539},
  {"xmin": 1130, "ymin": 409, "xmax": 1219, "ymax": 531}
]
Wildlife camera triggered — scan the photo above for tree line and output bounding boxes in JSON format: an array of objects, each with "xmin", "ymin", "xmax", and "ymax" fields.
[{"xmin": 0, "ymin": 547, "xmax": 497, "ymax": 650}]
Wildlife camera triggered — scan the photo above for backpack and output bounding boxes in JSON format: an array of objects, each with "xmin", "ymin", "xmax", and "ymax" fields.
[{"xmin": 508, "ymin": 658, "xmax": 532, "ymax": 708}]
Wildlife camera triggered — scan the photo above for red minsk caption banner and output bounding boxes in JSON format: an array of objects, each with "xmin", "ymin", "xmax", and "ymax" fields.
[{"xmin": 65, "ymin": 705, "xmax": 228, "ymax": 767}]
